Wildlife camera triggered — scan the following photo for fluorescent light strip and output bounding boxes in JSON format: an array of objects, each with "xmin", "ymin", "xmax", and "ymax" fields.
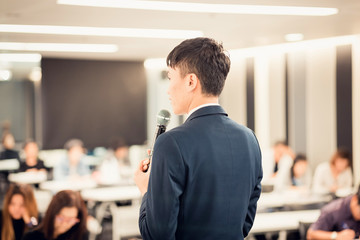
[
  {"xmin": 229, "ymin": 35, "xmax": 357, "ymax": 58},
  {"xmin": 58, "ymin": 0, "xmax": 338, "ymax": 16},
  {"xmin": 0, "ymin": 24, "xmax": 203, "ymax": 39},
  {"xmin": 0, "ymin": 42, "xmax": 118, "ymax": 53},
  {"xmin": 0, "ymin": 53, "xmax": 42, "ymax": 62}
]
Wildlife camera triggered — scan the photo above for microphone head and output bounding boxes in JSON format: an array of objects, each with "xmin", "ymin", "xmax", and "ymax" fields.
[{"xmin": 157, "ymin": 109, "xmax": 171, "ymax": 126}]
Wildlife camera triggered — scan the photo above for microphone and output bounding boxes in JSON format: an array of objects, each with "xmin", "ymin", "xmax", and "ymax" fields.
[{"xmin": 143, "ymin": 109, "xmax": 171, "ymax": 172}]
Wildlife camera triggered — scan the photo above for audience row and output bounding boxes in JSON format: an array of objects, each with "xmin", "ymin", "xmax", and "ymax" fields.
[
  {"xmin": 0, "ymin": 184, "xmax": 87, "ymax": 240},
  {"xmin": 0, "ymin": 132, "xmax": 132, "ymax": 184},
  {"xmin": 262, "ymin": 141, "xmax": 353, "ymax": 196}
]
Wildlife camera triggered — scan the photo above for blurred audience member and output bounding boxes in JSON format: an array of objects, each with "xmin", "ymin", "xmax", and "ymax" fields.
[
  {"xmin": 19, "ymin": 140, "xmax": 47, "ymax": 173},
  {"xmin": 0, "ymin": 184, "xmax": 38, "ymax": 240},
  {"xmin": 95, "ymin": 138, "xmax": 131, "ymax": 185},
  {"xmin": 22, "ymin": 190, "xmax": 88, "ymax": 240},
  {"xmin": 312, "ymin": 148, "xmax": 353, "ymax": 195},
  {"xmin": 307, "ymin": 185, "xmax": 360, "ymax": 240},
  {"xmin": 262, "ymin": 141, "xmax": 295, "ymax": 182},
  {"xmin": 274, "ymin": 154, "xmax": 311, "ymax": 192},
  {"xmin": 0, "ymin": 133, "xmax": 20, "ymax": 162},
  {"xmin": 53, "ymin": 139, "xmax": 90, "ymax": 181}
]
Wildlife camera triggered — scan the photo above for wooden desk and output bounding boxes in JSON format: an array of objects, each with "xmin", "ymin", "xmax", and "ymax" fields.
[
  {"xmin": 0, "ymin": 158, "xmax": 19, "ymax": 171},
  {"xmin": 40, "ymin": 179, "xmax": 97, "ymax": 193},
  {"xmin": 8, "ymin": 172, "xmax": 47, "ymax": 184},
  {"xmin": 81, "ymin": 185, "xmax": 141, "ymax": 202},
  {"xmin": 248, "ymin": 210, "xmax": 320, "ymax": 240},
  {"xmin": 257, "ymin": 190, "xmax": 331, "ymax": 211}
]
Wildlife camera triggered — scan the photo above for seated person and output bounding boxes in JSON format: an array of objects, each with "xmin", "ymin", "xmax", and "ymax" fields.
[
  {"xmin": 19, "ymin": 140, "xmax": 47, "ymax": 173},
  {"xmin": 262, "ymin": 140, "xmax": 295, "ymax": 183},
  {"xmin": 307, "ymin": 185, "xmax": 360, "ymax": 240},
  {"xmin": 0, "ymin": 184, "xmax": 39, "ymax": 240},
  {"xmin": 95, "ymin": 138, "xmax": 132, "ymax": 185},
  {"xmin": 274, "ymin": 154, "xmax": 311, "ymax": 192},
  {"xmin": 312, "ymin": 148, "xmax": 353, "ymax": 195},
  {"xmin": 22, "ymin": 190, "xmax": 88, "ymax": 240},
  {"xmin": 0, "ymin": 132, "xmax": 20, "ymax": 162},
  {"xmin": 53, "ymin": 139, "xmax": 90, "ymax": 181}
]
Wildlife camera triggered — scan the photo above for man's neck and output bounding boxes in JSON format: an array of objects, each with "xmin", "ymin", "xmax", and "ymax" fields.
[{"xmin": 187, "ymin": 96, "xmax": 219, "ymax": 116}]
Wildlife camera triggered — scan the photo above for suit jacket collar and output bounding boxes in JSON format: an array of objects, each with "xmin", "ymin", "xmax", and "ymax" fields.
[{"xmin": 185, "ymin": 105, "xmax": 228, "ymax": 123}]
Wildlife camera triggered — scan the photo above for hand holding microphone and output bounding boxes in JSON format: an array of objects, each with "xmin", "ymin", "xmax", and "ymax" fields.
[{"xmin": 142, "ymin": 109, "xmax": 171, "ymax": 173}]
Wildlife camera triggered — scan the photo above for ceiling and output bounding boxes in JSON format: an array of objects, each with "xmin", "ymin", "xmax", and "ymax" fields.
[{"xmin": 1, "ymin": 0, "xmax": 360, "ymax": 61}]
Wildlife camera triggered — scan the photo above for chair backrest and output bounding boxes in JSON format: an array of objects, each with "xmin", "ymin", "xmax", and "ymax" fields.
[
  {"xmin": 0, "ymin": 159, "xmax": 20, "ymax": 171},
  {"xmin": 299, "ymin": 221, "xmax": 313, "ymax": 240}
]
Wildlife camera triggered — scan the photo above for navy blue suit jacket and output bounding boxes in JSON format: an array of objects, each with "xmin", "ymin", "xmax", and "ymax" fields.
[{"xmin": 139, "ymin": 106, "xmax": 262, "ymax": 240}]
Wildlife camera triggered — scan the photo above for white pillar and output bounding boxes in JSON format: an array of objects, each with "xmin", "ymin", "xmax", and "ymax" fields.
[
  {"xmin": 221, "ymin": 55, "xmax": 247, "ymax": 126},
  {"xmin": 254, "ymin": 55, "xmax": 271, "ymax": 151},
  {"xmin": 305, "ymin": 46, "xmax": 337, "ymax": 170},
  {"xmin": 352, "ymin": 36, "xmax": 360, "ymax": 186}
]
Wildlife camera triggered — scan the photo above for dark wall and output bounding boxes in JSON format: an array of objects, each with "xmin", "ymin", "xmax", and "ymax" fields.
[
  {"xmin": 0, "ymin": 80, "xmax": 35, "ymax": 142},
  {"xmin": 246, "ymin": 58, "xmax": 255, "ymax": 132},
  {"xmin": 41, "ymin": 58, "xmax": 147, "ymax": 149},
  {"xmin": 336, "ymin": 45, "xmax": 353, "ymax": 154}
]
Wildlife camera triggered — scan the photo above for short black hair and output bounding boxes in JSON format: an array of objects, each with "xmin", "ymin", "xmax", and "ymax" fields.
[
  {"xmin": 109, "ymin": 137, "xmax": 128, "ymax": 151},
  {"xmin": 166, "ymin": 37, "xmax": 231, "ymax": 96},
  {"xmin": 290, "ymin": 154, "xmax": 307, "ymax": 181},
  {"xmin": 64, "ymin": 138, "xmax": 84, "ymax": 151}
]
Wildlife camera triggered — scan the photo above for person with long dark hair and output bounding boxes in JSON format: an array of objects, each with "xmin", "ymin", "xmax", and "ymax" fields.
[
  {"xmin": 274, "ymin": 154, "xmax": 311, "ymax": 192},
  {"xmin": 0, "ymin": 184, "xmax": 38, "ymax": 240},
  {"xmin": 23, "ymin": 190, "xmax": 88, "ymax": 240}
]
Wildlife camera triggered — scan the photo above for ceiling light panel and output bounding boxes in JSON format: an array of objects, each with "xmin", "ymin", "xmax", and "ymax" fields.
[
  {"xmin": 0, "ymin": 24, "xmax": 203, "ymax": 39},
  {"xmin": 58, "ymin": 0, "xmax": 338, "ymax": 16},
  {"xmin": 0, "ymin": 42, "xmax": 118, "ymax": 53}
]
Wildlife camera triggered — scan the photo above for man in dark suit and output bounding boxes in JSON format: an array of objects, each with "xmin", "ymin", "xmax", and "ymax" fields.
[{"xmin": 134, "ymin": 37, "xmax": 262, "ymax": 240}]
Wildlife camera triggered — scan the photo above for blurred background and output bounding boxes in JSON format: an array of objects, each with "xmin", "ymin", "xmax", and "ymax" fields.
[{"xmin": 1, "ymin": 1, "xmax": 360, "ymax": 239}]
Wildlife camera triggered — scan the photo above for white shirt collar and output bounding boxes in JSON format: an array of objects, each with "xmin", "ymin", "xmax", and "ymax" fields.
[{"xmin": 186, "ymin": 103, "xmax": 220, "ymax": 119}]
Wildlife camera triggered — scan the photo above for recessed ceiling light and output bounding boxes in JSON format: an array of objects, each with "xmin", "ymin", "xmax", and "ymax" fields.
[
  {"xmin": 58, "ymin": 0, "xmax": 338, "ymax": 16},
  {"xmin": 285, "ymin": 33, "xmax": 304, "ymax": 42},
  {"xmin": 0, "ymin": 24, "xmax": 203, "ymax": 39},
  {"xmin": 0, "ymin": 42, "xmax": 118, "ymax": 53},
  {"xmin": 29, "ymin": 67, "xmax": 42, "ymax": 82},
  {"xmin": 0, "ymin": 69, "xmax": 12, "ymax": 81}
]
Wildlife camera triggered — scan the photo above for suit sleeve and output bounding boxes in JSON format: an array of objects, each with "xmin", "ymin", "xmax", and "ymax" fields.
[
  {"xmin": 242, "ymin": 133, "xmax": 263, "ymax": 237},
  {"xmin": 139, "ymin": 133, "xmax": 186, "ymax": 240},
  {"xmin": 242, "ymin": 175, "xmax": 262, "ymax": 237}
]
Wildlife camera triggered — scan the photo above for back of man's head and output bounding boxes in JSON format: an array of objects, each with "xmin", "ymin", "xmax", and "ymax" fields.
[{"xmin": 166, "ymin": 37, "xmax": 231, "ymax": 97}]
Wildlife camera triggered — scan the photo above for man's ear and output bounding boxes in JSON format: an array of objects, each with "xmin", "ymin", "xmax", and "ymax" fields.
[{"xmin": 187, "ymin": 73, "xmax": 199, "ymax": 91}]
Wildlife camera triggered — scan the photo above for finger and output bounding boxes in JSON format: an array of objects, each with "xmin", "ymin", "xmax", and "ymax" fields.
[
  {"xmin": 147, "ymin": 149, "xmax": 152, "ymax": 156},
  {"xmin": 143, "ymin": 159, "xmax": 150, "ymax": 165},
  {"xmin": 142, "ymin": 164, "xmax": 149, "ymax": 171},
  {"xmin": 138, "ymin": 160, "xmax": 146, "ymax": 171}
]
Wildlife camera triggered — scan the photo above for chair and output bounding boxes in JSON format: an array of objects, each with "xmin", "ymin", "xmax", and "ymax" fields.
[
  {"xmin": 299, "ymin": 221, "xmax": 313, "ymax": 240},
  {"xmin": 111, "ymin": 200, "xmax": 141, "ymax": 240},
  {"xmin": 0, "ymin": 158, "xmax": 20, "ymax": 195}
]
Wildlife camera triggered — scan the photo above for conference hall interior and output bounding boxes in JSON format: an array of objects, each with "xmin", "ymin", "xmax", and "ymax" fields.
[{"xmin": 1, "ymin": 1, "xmax": 360, "ymax": 239}]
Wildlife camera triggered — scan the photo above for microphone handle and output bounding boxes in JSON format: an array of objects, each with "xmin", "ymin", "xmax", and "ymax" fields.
[{"xmin": 143, "ymin": 124, "xmax": 166, "ymax": 173}]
